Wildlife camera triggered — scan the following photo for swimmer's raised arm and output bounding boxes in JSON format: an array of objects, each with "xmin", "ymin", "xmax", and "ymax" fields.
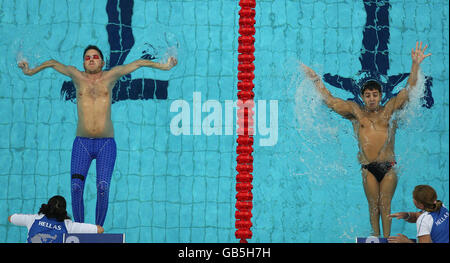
[
  {"xmin": 384, "ymin": 41, "xmax": 431, "ymax": 114},
  {"xmin": 301, "ymin": 64, "xmax": 359, "ymax": 119},
  {"xmin": 106, "ymin": 57, "xmax": 178, "ymax": 81},
  {"xmin": 407, "ymin": 41, "xmax": 431, "ymax": 87},
  {"xmin": 18, "ymin": 59, "xmax": 79, "ymax": 78}
]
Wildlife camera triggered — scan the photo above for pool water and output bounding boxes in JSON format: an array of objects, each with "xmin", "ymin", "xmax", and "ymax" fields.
[
  {"xmin": 251, "ymin": 0, "xmax": 449, "ymax": 242},
  {"xmin": 0, "ymin": 0, "xmax": 448, "ymax": 243}
]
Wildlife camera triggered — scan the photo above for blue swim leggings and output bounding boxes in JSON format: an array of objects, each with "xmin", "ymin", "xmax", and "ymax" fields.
[{"xmin": 70, "ymin": 137, "xmax": 116, "ymax": 226}]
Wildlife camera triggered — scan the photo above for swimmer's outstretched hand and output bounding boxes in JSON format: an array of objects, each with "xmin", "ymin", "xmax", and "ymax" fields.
[
  {"xmin": 301, "ymin": 64, "xmax": 322, "ymax": 84},
  {"xmin": 300, "ymin": 64, "xmax": 315, "ymax": 78},
  {"xmin": 18, "ymin": 61, "xmax": 33, "ymax": 76},
  {"xmin": 411, "ymin": 41, "xmax": 431, "ymax": 65},
  {"xmin": 163, "ymin": 57, "xmax": 177, "ymax": 70},
  {"xmin": 388, "ymin": 212, "xmax": 409, "ymax": 220}
]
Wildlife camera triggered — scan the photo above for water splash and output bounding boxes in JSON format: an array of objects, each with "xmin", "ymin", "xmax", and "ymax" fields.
[
  {"xmin": 390, "ymin": 69, "xmax": 428, "ymax": 176},
  {"xmin": 393, "ymin": 69, "xmax": 427, "ymax": 129},
  {"xmin": 10, "ymin": 27, "xmax": 48, "ymax": 71},
  {"xmin": 293, "ymin": 64, "xmax": 340, "ymax": 139},
  {"xmin": 291, "ymin": 61, "xmax": 355, "ymax": 183},
  {"xmin": 14, "ymin": 39, "xmax": 33, "ymax": 66},
  {"xmin": 16, "ymin": 50, "xmax": 28, "ymax": 64},
  {"xmin": 140, "ymin": 31, "xmax": 179, "ymax": 64},
  {"xmin": 162, "ymin": 32, "xmax": 179, "ymax": 61}
]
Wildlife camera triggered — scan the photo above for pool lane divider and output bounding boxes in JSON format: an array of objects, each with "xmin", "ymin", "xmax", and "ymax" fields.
[{"xmin": 235, "ymin": 0, "xmax": 255, "ymax": 243}]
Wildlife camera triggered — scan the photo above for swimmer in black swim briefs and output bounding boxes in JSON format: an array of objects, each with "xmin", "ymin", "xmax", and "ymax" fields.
[{"xmin": 362, "ymin": 162, "xmax": 397, "ymax": 183}]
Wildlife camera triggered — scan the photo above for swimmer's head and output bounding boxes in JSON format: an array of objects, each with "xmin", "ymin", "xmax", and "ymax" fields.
[
  {"xmin": 83, "ymin": 45, "xmax": 105, "ymax": 74},
  {"xmin": 83, "ymin": 45, "xmax": 104, "ymax": 60},
  {"xmin": 361, "ymin": 80, "xmax": 382, "ymax": 111},
  {"xmin": 361, "ymin": 80, "xmax": 382, "ymax": 95}
]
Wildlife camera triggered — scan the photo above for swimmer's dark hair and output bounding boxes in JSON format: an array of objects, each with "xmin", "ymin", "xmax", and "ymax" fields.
[
  {"xmin": 361, "ymin": 80, "xmax": 382, "ymax": 95},
  {"xmin": 38, "ymin": 195, "xmax": 71, "ymax": 222},
  {"xmin": 83, "ymin": 45, "xmax": 104, "ymax": 61}
]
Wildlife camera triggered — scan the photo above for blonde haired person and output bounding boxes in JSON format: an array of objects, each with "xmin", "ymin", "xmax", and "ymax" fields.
[{"xmin": 388, "ymin": 185, "xmax": 449, "ymax": 243}]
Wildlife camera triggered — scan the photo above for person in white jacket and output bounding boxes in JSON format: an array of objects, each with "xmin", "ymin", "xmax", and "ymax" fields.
[
  {"xmin": 388, "ymin": 185, "xmax": 449, "ymax": 243},
  {"xmin": 8, "ymin": 195, "xmax": 103, "ymax": 243}
]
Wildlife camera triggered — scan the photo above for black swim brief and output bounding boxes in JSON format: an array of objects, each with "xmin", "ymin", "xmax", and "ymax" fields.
[{"xmin": 362, "ymin": 161, "xmax": 396, "ymax": 183}]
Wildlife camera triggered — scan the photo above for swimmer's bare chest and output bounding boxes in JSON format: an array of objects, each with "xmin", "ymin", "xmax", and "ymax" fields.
[
  {"xmin": 354, "ymin": 110, "xmax": 395, "ymax": 162},
  {"xmin": 74, "ymin": 78, "xmax": 115, "ymax": 138}
]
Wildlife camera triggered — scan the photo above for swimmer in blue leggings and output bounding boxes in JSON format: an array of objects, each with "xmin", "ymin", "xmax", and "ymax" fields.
[{"xmin": 18, "ymin": 45, "xmax": 177, "ymax": 226}]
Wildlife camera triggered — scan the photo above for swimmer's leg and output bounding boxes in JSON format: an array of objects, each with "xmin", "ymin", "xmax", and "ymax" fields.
[
  {"xmin": 70, "ymin": 137, "xmax": 94, "ymax": 223},
  {"xmin": 362, "ymin": 168, "xmax": 381, "ymax": 237},
  {"xmin": 379, "ymin": 169, "xmax": 398, "ymax": 238},
  {"xmin": 95, "ymin": 138, "xmax": 117, "ymax": 226}
]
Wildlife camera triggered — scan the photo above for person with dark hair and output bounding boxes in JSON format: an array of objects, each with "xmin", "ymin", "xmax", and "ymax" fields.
[
  {"xmin": 360, "ymin": 80, "xmax": 382, "ymax": 96},
  {"xmin": 8, "ymin": 195, "xmax": 103, "ymax": 243},
  {"xmin": 301, "ymin": 42, "xmax": 431, "ymax": 237},
  {"xmin": 17, "ymin": 45, "xmax": 177, "ymax": 227},
  {"xmin": 388, "ymin": 185, "xmax": 449, "ymax": 243},
  {"xmin": 83, "ymin": 45, "xmax": 104, "ymax": 61}
]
